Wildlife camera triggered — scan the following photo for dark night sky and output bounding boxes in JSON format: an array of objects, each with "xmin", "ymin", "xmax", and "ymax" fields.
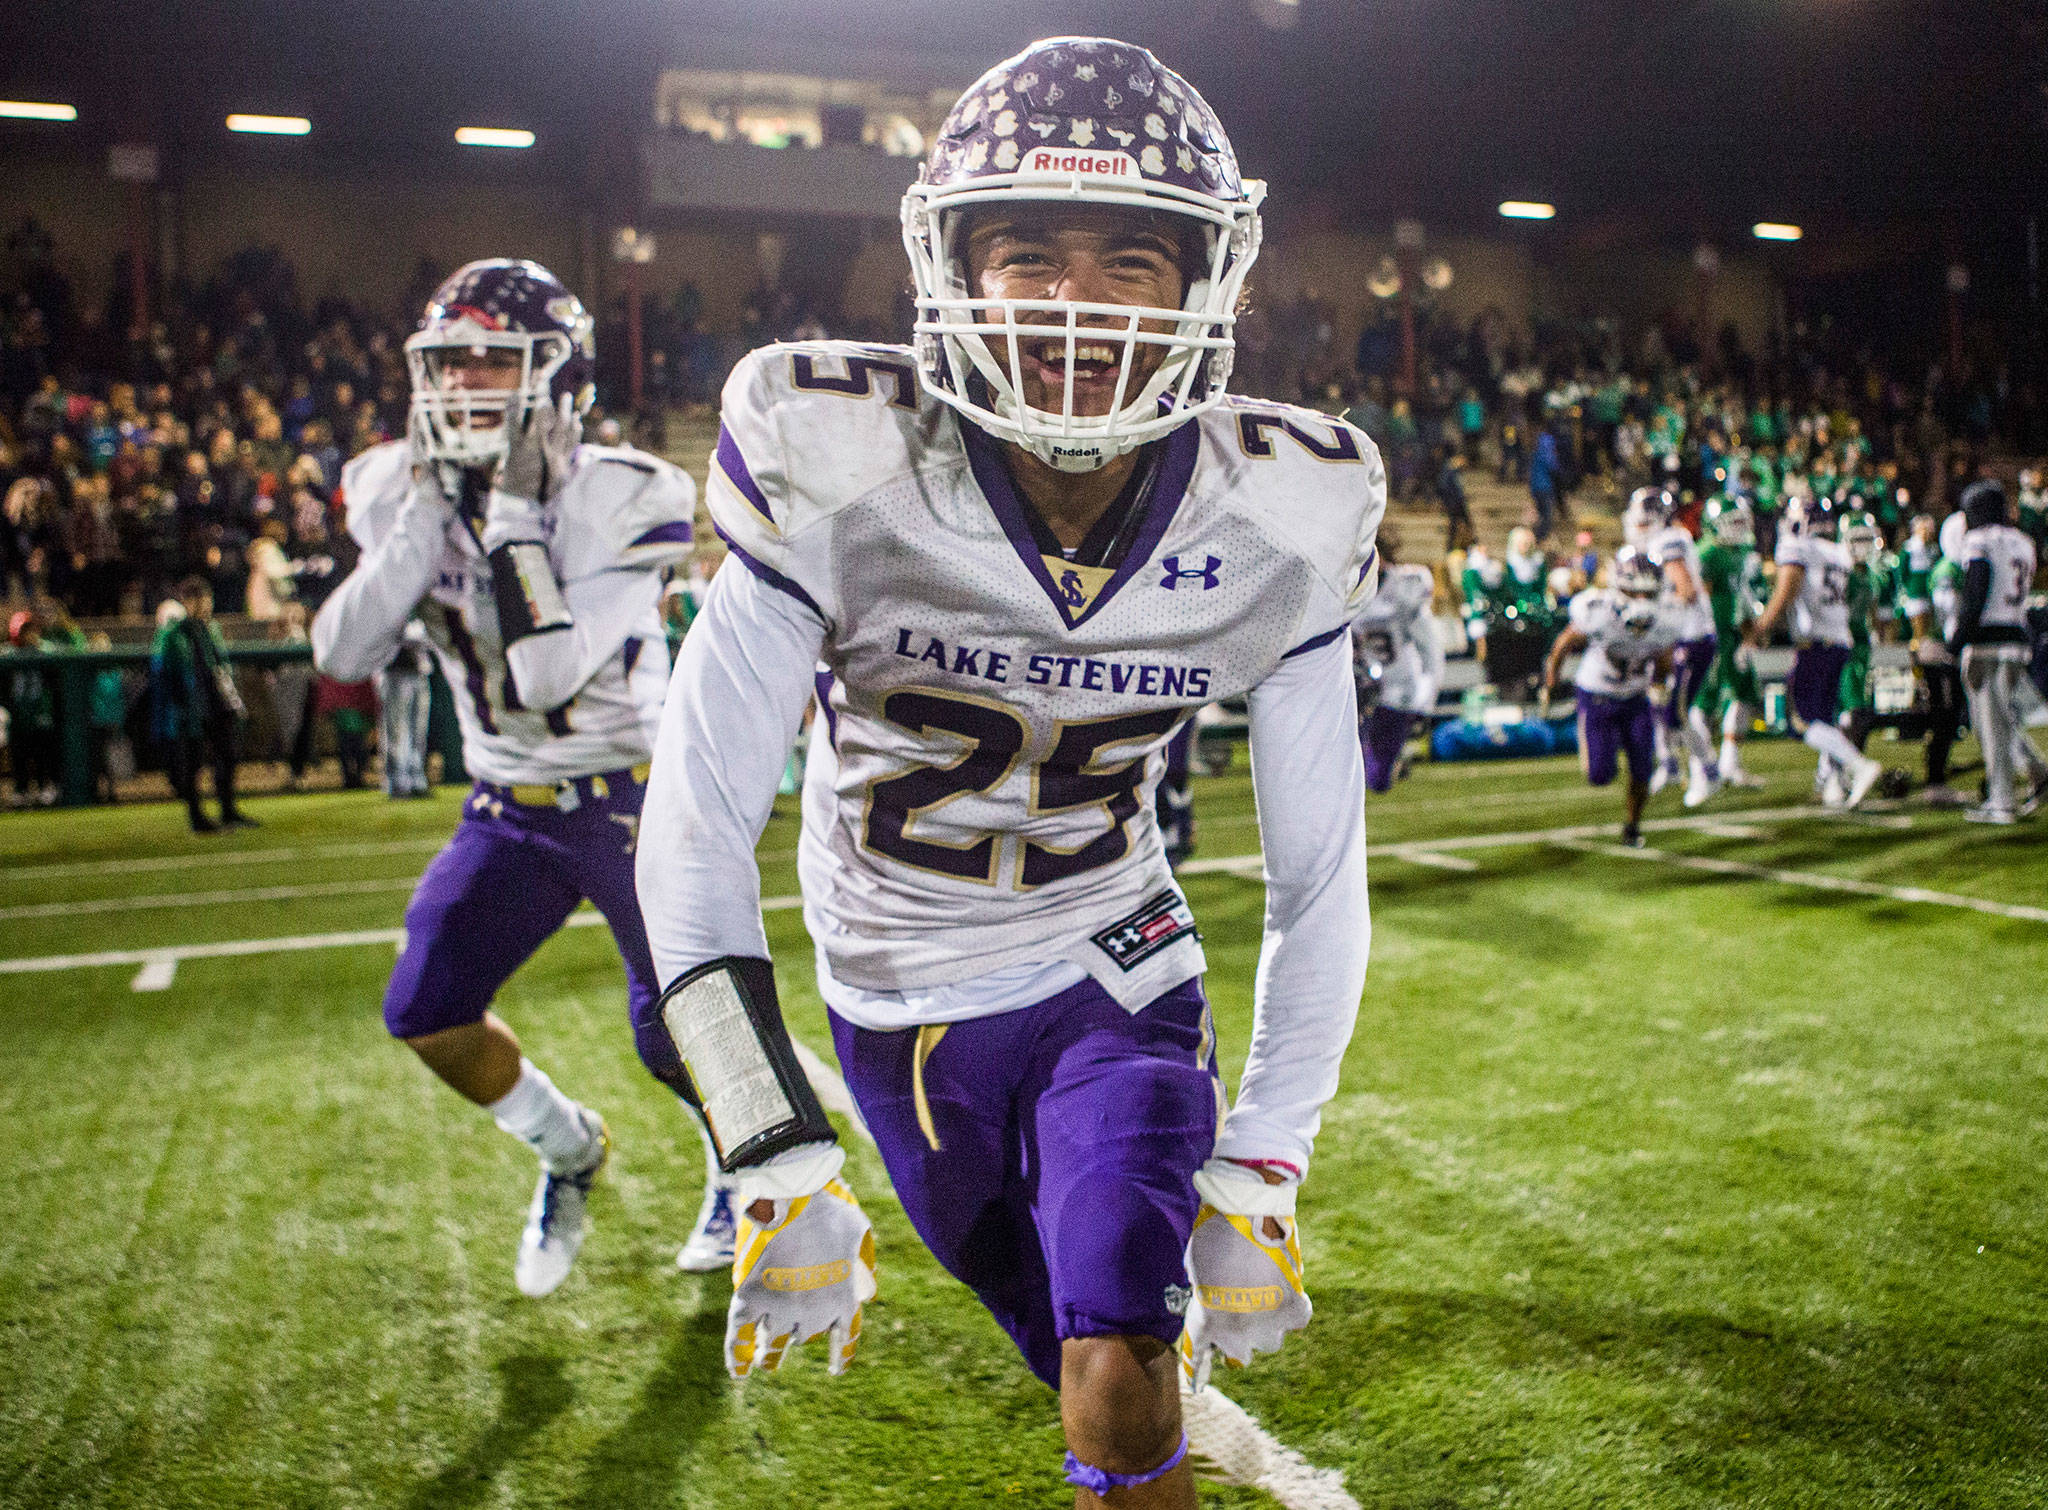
[{"xmin": 5, "ymin": 0, "xmax": 2044, "ymax": 242}]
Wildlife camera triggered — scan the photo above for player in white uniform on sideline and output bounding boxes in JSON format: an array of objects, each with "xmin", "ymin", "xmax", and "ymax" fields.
[
  {"xmin": 1946, "ymin": 479, "xmax": 2048, "ymax": 823},
  {"xmin": 633, "ymin": 38, "xmax": 1380, "ymax": 1509},
  {"xmin": 311, "ymin": 259, "xmax": 737, "ymax": 1298},
  {"xmin": 1745, "ymin": 496, "xmax": 1885, "ymax": 809},
  {"xmin": 1542, "ymin": 546, "xmax": 1678, "ymax": 847},
  {"xmin": 1352, "ymin": 534, "xmax": 1443, "ymax": 793}
]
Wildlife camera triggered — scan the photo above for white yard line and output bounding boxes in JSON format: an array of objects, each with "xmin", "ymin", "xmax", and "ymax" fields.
[
  {"xmin": 1553, "ymin": 839, "xmax": 2048, "ymax": 925},
  {"xmin": 1381, "ymin": 847, "xmax": 1479, "ymax": 872},
  {"xmin": 1, "ymin": 837, "xmax": 444, "ymax": 883},
  {"xmin": 0, "ymin": 875, "xmax": 426, "ymax": 921},
  {"xmin": 0, "ymin": 805, "xmax": 2005, "ymax": 984},
  {"xmin": 790, "ymin": 1032, "xmax": 1356, "ymax": 1509}
]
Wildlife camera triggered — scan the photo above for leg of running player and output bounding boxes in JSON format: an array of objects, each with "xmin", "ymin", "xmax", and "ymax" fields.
[
  {"xmin": 1789, "ymin": 647, "xmax": 1881, "ymax": 808},
  {"xmin": 1674, "ymin": 638, "xmax": 1724, "ymax": 807},
  {"xmin": 1620, "ymin": 693, "xmax": 1656, "ymax": 844},
  {"xmin": 385, "ymin": 809, "xmax": 609, "ymax": 1296},
  {"xmin": 830, "ymin": 981, "xmax": 1215, "ymax": 1508}
]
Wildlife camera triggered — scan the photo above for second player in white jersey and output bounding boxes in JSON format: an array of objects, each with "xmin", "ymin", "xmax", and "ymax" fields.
[
  {"xmin": 1648, "ymin": 523, "xmax": 1714, "ymax": 641},
  {"xmin": 316, "ymin": 438, "xmax": 695, "ymax": 783},
  {"xmin": 1773, "ymin": 523, "xmax": 1855, "ymax": 648},
  {"xmin": 1352, "ymin": 560, "xmax": 1443, "ymax": 713},
  {"xmin": 1568, "ymin": 585, "xmax": 1680, "ymax": 698}
]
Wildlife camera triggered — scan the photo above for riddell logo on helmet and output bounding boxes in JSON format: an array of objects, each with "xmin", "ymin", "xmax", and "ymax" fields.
[{"xmin": 1024, "ymin": 148, "xmax": 1139, "ymax": 178}]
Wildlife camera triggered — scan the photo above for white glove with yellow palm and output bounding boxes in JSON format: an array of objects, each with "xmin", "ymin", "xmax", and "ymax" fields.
[
  {"xmin": 725, "ymin": 1143, "xmax": 878, "ymax": 1379},
  {"xmin": 1178, "ymin": 1158, "xmax": 1311, "ymax": 1391}
]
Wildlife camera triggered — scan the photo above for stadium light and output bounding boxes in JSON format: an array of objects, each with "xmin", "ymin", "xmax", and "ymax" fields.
[
  {"xmin": 0, "ymin": 101, "xmax": 77, "ymax": 121},
  {"xmin": 455, "ymin": 127, "xmax": 535, "ymax": 149},
  {"xmin": 226, "ymin": 113, "xmax": 311, "ymax": 136},
  {"xmin": 1753, "ymin": 222, "xmax": 1803, "ymax": 241},
  {"xmin": 1499, "ymin": 201, "xmax": 1556, "ymax": 221}
]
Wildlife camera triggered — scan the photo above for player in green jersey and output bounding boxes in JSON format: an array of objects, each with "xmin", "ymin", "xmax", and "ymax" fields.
[{"xmin": 1690, "ymin": 495, "xmax": 1767, "ymax": 788}]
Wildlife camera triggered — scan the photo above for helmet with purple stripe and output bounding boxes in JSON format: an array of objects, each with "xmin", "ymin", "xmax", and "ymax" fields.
[
  {"xmin": 902, "ymin": 37, "xmax": 1264, "ymax": 473},
  {"xmin": 404, "ymin": 258, "xmax": 596, "ymax": 467}
]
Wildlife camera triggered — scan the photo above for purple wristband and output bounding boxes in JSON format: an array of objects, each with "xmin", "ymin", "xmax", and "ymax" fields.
[{"xmin": 1063, "ymin": 1433, "xmax": 1189, "ymax": 1496}]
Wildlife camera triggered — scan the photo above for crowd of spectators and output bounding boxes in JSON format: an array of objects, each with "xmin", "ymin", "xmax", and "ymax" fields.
[{"xmin": 3, "ymin": 215, "xmax": 2043, "ymax": 803}]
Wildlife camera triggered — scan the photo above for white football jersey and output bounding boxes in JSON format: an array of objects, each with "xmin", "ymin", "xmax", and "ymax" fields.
[
  {"xmin": 708, "ymin": 341, "xmax": 1383, "ymax": 1003},
  {"xmin": 1959, "ymin": 523, "xmax": 2037, "ymax": 633},
  {"xmin": 1570, "ymin": 589, "xmax": 1679, "ymax": 698},
  {"xmin": 339, "ymin": 440, "xmax": 696, "ymax": 783},
  {"xmin": 1352, "ymin": 563, "xmax": 1441, "ymax": 712},
  {"xmin": 1774, "ymin": 530, "xmax": 1854, "ymax": 647},
  {"xmin": 1648, "ymin": 524, "xmax": 1714, "ymax": 640}
]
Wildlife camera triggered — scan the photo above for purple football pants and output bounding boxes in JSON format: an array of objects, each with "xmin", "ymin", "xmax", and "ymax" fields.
[
  {"xmin": 384, "ymin": 775, "xmax": 687, "ymax": 1093},
  {"xmin": 1664, "ymin": 634, "xmax": 1718, "ymax": 729},
  {"xmin": 1788, "ymin": 643, "xmax": 1851, "ymax": 727},
  {"xmin": 1359, "ymin": 706, "xmax": 1419, "ymax": 794},
  {"xmin": 830, "ymin": 975, "xmax": 1219, "ymax": 1388},
  {"xmin": 1576, "ymin": 689, "xmax": 1657, "ymax": 787}
]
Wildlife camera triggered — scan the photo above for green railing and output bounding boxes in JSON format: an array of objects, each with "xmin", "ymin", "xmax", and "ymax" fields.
[{"xmin": 0, "ymin": 643, "xmax": 467, "ymax": 807}]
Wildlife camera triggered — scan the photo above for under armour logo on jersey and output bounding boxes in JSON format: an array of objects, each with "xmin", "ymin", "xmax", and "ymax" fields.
[
  {"xmin": 1160, "ymin": 555, "xmax": 1221, "ymax": 591},
  {"xmin": 1058, "ymin": 568, "xmax": 1089, "ymax": 607}
]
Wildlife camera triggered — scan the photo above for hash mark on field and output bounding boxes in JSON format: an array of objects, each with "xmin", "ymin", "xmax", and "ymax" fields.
[
  {"xmin": 130, "ymin": 956, "xmax": 177, "ymax": 991},
  {"xmin": 792, "ymin": 1034, "xmax": 1354, "ymax": 1509},
  {"xmin": 1556, "ymin": 839, "xmax": 2048, "ymax": 924},
  {"xmin": 1382, "ymin": 847, "xmax": 1479, "ymax": 872}
]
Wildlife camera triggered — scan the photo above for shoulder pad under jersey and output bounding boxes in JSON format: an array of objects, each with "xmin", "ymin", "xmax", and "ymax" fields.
[
  {"xmin": 337, "ymin": 440, "xmax": 413, "ymax": 552},
  {"xmin": 708, "ymin": 341, "xmax": 947, "ymax": 618},
  {"xmin": 552, "ymin": 444, "xmax": 698, "ymax": 579},
  {"xmin": 1569, "ymin": 588, "xmax": 1616, "ymax": 636},
  {"xmin": 1203, "ymin": 396, "xmax": 1386, "ymax": 614}
]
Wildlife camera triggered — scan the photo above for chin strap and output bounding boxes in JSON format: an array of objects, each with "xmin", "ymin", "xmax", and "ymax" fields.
[{"xmin": 1063, "ymin": 1434, "xmax": 1188, "ymax": 1497}]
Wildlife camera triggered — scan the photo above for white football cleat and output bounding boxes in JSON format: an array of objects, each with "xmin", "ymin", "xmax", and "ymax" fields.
[
  {"xmin": 1723, "ymin": 765, "xmax": 1766, "ymax": 790},
  {"xmin": 677, "ymin": 1171, "xmax": 740, "ymax": 1273},
  {"xmin": 1648, "ymin": 757, "xmax": 1677, "ymax": 797},
  {"xmin": 1844, "ymin": 757, "xmax": 1884, "ymax": 810},
  {"xmin": 1682, "ymin": 769, "xmax": 1725, "ymax": 809},
  {"xmin": 515, "ymin": 1110, "xmax": 608, "ymax": 1298},
  {"xmin": 1820, "ymin": 769, "xmax": 1847, "ymax": 809},
  {"xmin": 1964, "ymin": 804, "xmax": 2018, "ymax": 826}
]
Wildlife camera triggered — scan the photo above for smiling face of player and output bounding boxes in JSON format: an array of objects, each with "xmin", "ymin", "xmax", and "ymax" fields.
[
  {"xmin": 424, "ymin": 346, "xmax": 526, "ymax": 433},
  {"xmin": 962, "ymin": 206, "xmax": 1190, "ymax": 421}
]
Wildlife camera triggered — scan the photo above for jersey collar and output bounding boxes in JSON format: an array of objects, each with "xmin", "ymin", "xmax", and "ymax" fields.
[{"xmin": 957, "ymin": 414, "xmax": 1200, "ymax": 632}]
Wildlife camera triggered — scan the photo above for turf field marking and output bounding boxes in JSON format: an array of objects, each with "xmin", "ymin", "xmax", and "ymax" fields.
[
  {"xmin": 790, "ymin": 1033, "xmax": 1357, "ymax": 1509},
  {"xmin": 1, "ymin": 837, "xmax": 444, "ymax": 883},
  {"xmin": 1692, "ymin": 822, "xmax": 1767, "ymax": 839},
  {"xmin": 1555, "ymin": 839, "xmax": 2048, "ymax": 924},
  {"xmin": 1381, "ymin": 847, "xmax": 1479, "ymax": 872},
  {"xmin": 0, "ymin": 806, "xmax": 2007, "ymax": 981},
  {"xmin": 0, "ymin": 875, "xmax": 425, "ymax": 921},
  {"xmin": 130, "ymin": 955, "xmax": 178, "ymax": 991}
]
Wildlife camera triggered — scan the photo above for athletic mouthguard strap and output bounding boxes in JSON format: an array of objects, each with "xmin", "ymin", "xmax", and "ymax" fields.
[{"xmin": 1063, "ymin": 1433, "xmax": 1188, "ymax": 1496}]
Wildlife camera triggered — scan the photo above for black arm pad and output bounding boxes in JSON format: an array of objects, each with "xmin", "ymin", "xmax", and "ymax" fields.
[
  {"xmin": 488, "ymin": 541, "xmax": 574, "ymax": 647},
  {"xmin": 656, "ymin": 955, "xmax": 837, "ymax": 1172}
]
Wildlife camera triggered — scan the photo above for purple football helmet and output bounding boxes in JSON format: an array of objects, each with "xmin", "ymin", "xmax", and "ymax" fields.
[
  {"xmin": 404, "ymin": 258, "xmax": 596, "ymax": 467},
  {"xmin": 901, "ymin": 37, "xmax": 1264, "ymax": 473}
]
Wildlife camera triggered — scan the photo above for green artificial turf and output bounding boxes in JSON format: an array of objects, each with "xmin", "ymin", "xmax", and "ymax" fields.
[{"xmin": 1, "ymin": 737, "xmax": 2044, "ymax": 1507}]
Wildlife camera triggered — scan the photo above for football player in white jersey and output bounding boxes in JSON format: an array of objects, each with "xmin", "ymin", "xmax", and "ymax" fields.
[
  {"xmin": 1632, "ymin": 487, "xmax": 1725, "ymax": 807},
  {"xmin": 1947, "ymin": 479, "xmax": 2048, "ymax": 823},
  {"xmin": 311, "ymin": 260, "xmax": 737, "ymax": 1297},
  {"xmin": 1745, "ymin": 496, "xmax": 1885, "ymax": 808},
  {"xmin": 1353, "ymin": 532, "xmax": 1443, "ymax": 792},
  {"xmin": 635, "ymin": 38, "xmax": 1379, "ymax": 1507},
  {"xmin": 1541, "ymin": 546, "xmax": 1678, "ymax": 847}
]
